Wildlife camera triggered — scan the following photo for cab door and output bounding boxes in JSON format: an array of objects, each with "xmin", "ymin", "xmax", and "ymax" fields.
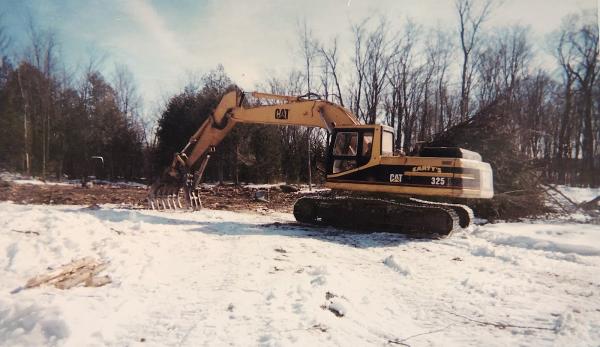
[{"xmin": 327, "ymin": 129, "xmax": 374, "ymax": 175}]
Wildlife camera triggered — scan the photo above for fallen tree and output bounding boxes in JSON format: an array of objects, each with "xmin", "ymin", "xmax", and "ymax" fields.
[{"xmin": 425, "ymin": 97, "xmax": 550, "ymax": 221}]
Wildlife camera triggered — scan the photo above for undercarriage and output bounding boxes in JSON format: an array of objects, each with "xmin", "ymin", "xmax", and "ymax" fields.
[{"xmin": 293, "ymin": 193, "xmax": 473, "ymax": 239}]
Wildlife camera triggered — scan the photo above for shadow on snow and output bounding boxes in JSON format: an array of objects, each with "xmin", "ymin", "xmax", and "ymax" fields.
[{"xmin": 75, "ymin": 207, "xmax": 421, "ymax": 249}]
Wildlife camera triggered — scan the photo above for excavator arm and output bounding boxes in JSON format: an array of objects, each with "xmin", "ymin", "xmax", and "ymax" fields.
[{"xmin": 149, "ymin": 90, "xmax": 359, "ymax": 209}]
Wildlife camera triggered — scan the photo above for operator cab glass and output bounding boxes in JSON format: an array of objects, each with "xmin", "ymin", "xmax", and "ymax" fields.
[
  {"xmin": 382, "ymin": 130, "xmax": 393, "ymax": 156},
  {"xmin": 329, "ymin": 128, "xmax": 374, "ymax": 174},
  {"xmin": 333, "ymin": 132, "xmax": 358, "ymax": 156}
]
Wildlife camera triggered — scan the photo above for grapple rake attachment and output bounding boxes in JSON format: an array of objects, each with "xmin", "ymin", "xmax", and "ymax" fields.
[
  {"xmin": 148, "ymin": 184, "xmax": 184, "ymax": 210},
  {"xmin": 148, "ymin": 169, "xmax": 206, "ymax": 211},
  {"xmin": 185, "ymin": 186, "xmax": 203, "ymax": 210},
  {"xmin": 148, "ymin": 186, "xmax": 202, "ymax": 210}
]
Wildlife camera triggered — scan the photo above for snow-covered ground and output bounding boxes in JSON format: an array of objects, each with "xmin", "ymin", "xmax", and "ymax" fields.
[
  {"xmin": 0, "ymin": 171, "xmax": 147, "ymax": 189},
  {"xmin": 1, "ymin": 202, "xmax": 599, "ymax": 346},
  {"xmin": 0, "ymin": 172, "xmax": 74, "ymax": 186},
  {"xmin": 556, "ymin": 185, "xmax": 600, "ymax": 204}
]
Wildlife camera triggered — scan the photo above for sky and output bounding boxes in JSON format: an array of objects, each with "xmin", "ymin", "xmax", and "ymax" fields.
[{"xmin": 1, "ymin": 0, "xmax": 597, "ymax": 117}]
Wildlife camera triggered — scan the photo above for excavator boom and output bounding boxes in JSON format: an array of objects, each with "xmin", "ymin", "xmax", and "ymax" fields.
[{"xmin": 149, "ymin": 90, "xmax": 359, "ymax": 209}]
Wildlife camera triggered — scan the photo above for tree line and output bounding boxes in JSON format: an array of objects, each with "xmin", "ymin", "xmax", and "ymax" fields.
[
  {"xmin": 1, "ymin": 1, "xmax": 598, "ymax": 188},
  {"xmin": 0, "ymin": 20, "xmax": 147, "ymax": 181},
  {"xmin": 289, "ymin": 1, "xmax": 598, "ymax": 187}
]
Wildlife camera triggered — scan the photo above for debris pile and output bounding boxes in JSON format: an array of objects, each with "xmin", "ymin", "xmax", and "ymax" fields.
[{"xmin": 426, "ymin": 97, "xmax": 549, "ymax": 220}]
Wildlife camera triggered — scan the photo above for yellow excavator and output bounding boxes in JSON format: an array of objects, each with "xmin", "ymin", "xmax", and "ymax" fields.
[{"xmin": 149, "ymin": 90, "xmax": 494, "ymax": 238}]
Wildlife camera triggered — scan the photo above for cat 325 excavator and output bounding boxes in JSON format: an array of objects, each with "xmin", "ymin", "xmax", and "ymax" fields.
[{"xmin": 149, "ymin": 90, "xmax": 494, "ymax": 238}]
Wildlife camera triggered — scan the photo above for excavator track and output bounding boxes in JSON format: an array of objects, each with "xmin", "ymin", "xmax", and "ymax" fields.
[
  {"xmin": 293, "ymin": 196, "xmax": 463, "ymax": 239},
  {"xmin": 409, "ymin": 198, "xmax": 474, "ymax": 229}
]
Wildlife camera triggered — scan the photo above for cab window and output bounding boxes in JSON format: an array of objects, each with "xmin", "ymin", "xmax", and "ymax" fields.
[
  {"xmin": 382, "ymin": 131, "xmax": 393, "ymax": 156},
  {"xmin": 333, "ymin": 132, "xmax": 358, "ymax": 156},
  {"xmin": 332, "ymin": 131, "xmax": 358, "ymax": 173},
  {"xmin": 333, "ymin": 159, "xmax": 357, "ymax": 173}
]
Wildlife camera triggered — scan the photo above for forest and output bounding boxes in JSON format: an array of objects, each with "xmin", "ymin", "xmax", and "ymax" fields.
[{"xmin": 0, "ymin": 0, "xmax": 598, "ymax": 188}]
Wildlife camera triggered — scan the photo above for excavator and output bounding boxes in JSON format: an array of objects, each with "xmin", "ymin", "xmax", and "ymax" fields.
[{"xmin": 149, "ymin": 90, "xmax": 494, "ymax": 238}]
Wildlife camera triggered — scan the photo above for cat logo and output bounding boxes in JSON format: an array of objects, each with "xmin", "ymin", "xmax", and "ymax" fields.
[
  {"xmin": 275, "ymin": 108, "xmax": 289, "ymax": 119},
  {"xmin": 389, "ymin": 173, "xmax": 403, "ymax": 183}
]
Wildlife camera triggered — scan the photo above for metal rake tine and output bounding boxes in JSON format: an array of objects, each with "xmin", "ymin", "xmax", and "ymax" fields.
[
  {"xmin": 166, "ymin": 189, "xmax": 173, "ymax": 210},
  {"xmin": 154, "ymin": 188, "xmax": 163, "ymax": 210},
  {"xmin": 194, "ymin": 192, "xmax": 200, "ymax": 210},
  {"xmin": 166, "ymin": 194, "xmax": 173, "ymax": 209},
  {"xmin": 166, "ymin": 191, "xmax": 173, "ymax": 210},
  {"xmin": 184, "ymin": 192, "xmax": 190, "ymax": 209},
  {"xmin": 184, "ymin": 191, "xmax": 190, "ymax": 209},
  {"xmin": 191, "ymin": 192, "xmax": 197, "ymax": 210},
  {"xmin": 196, "ymin": 190, "xmax": 203, "ymax": 209},
  {"xmin": 169, "ymin": 194, "xmax": 175, "ymax": 210},
  {"xmin": 171, "ymin": 194, "xmax": 178, "ymax": 210},
  {"xmin": 190, "ymin": 192, "xmax": 196, "ymax": 210},
  {"xmin": 173, "ymin": 188, "xmax": 181, "ymax": 209}
]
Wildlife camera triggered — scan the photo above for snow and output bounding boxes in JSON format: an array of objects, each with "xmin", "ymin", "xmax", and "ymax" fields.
[
  {"xmin": 243, "ymin": 182, "xmax": 288, "ymax": 189},
  {"xmin": 0, "ymin": 171, "xmax": 147, "ymax": 189},
  {"xmin": 0, "ymin": 171, "xmax": 74, "ymax": 186},
  {"xmin": 0, "ymin": 202, "xmax": 599, "ymax": 346},
  {"xmin": 556, "ymin": 185, "xmax": 600, "ymax": 204},
  {"xmin": 241, "ymin": 182, "xmax": 330, "ymax": 194},
  {"xmin": 382, "ymin": 255, "xmax": 412, "ymax": 276}
]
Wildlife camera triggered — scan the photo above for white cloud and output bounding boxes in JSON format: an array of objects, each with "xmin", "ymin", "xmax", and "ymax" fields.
[{"xmin": 122, "ymin": 0, "xmax": 190, "ymax": 65}]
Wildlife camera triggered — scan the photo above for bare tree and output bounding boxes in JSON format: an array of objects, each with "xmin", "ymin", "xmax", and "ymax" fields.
[
  {"xmin": 113, "ymin": 64, "xmax": 141, "ymax": 123},
  {"xmin": 386, "ymin": 20, "xmax": 421, "ymax": 151},
  {"xmin": 351, "ymin": 17, "xmax": 397, "ymax": 124},
  {"xmin": 456, "ymin": 0, "xmax": 494, "ymax": 120},
  {"xmin": 296, "ymin": 19, "xmax": 319, "ymax": 190},
  {"xmin": 297, "ymin": 19, "xmax": 318, "ymax": 94},
  {"xmin": 553, "ymin": 21, "xmax": 577, "ymax": 182},
  {"xmin": 567, "ymin": 12, "xmax": 599, "ymax": 186},
  {"xmin": 424, "ymin": 27, "xmax": 455, "ymax": 132},
  {"xmin": 350, "ymin": 19, "xmax": 368, "ymax": 118},
  {"xmin": 23, "ymin": 18, "xmax": 59, "ymax": 179},
  {"xmin": 16, "ymin": 66, "xmax": 31, "ymax": 175},
  {"xmin": 553, "ymin": 11, "xmax": 599, "ymax": 185},
  {"xmin": 319, "ymin": 37, "xmax": 344, "ymax": 105},
  {"xmin": 476, "ymin": 26, "xmax": 531, "ymax": 108}
]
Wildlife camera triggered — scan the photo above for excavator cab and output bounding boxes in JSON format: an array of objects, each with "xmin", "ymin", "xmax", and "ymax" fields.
[
  {"xmin": 325, "ymin": 124, "xmax": 494, "ymax": 200},
  {"xmin": 327, "ymin": 125, "xmax": 390, "ymax": 175}
]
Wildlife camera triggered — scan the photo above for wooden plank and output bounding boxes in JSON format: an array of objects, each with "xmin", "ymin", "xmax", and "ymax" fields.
[
  {"xmin": 54, "ymin": 260, "xmax": 108, "ymax": 290},
  {"xmin": 26, "ymin": 257, "xmax": 95, "ymax": 288},
  {"xmin": 85, "ymin": 275, "xmax": 111, "ymax": 287},
  {"xmin": 55, "ymin": 267, "xmax": 94, "ymax": 290},
  {"xmin": 89, "ymin": 262, "xmax": 109, "ymax": 275}
]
